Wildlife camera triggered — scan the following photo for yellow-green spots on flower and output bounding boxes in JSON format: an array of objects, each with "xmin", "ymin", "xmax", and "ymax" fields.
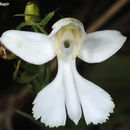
[{"xmin": 17, "ymin": 42, "xmax": 23, "ymax": 49}]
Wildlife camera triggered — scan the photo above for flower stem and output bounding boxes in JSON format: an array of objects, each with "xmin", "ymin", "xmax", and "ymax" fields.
[{"xmin": 86, "ymin": 0, "xmax": 129, "ymax": 33}]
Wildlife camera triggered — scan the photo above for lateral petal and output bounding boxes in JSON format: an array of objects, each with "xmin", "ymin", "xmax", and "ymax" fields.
[
  {"xmin": 0, "ymin": 30, "xmax": 56, "ymax": 65},
  {"xmin": 78, "ymin": 30, "xmax": 126, "ymax": 63}
]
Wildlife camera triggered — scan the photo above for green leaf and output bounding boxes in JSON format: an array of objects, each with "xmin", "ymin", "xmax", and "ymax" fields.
[
  {"xmin": 40, "ymin": 11, "xmax": 54, "ymax": 27},
  {"xmin": 15, "ymin": 71, "xmax": 39, "ymax": 83},
  {"xmin": 32, "ymin": 25, "xmax": 39, "ymax": 32},
  {"xmin": 14, "ymin": 14, "xmax": 41, "ymax": 21},
  {"xmin": 16, "ymin": 21, "xmax": 37, "ymax": 30},
  {"xmin": 14, "ymin": 62, "xmax": 45, "ymax": 84},
  {"xmin": 37, "ymin": 24, "xmax": 48, "ymax": 34},
  {"xmin": 25, "ymin": 63, "xmax": 40, "ymax": 73}
]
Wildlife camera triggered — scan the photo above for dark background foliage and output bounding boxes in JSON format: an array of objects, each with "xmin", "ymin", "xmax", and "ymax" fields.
[{"xmin": 0, "ymin": 0, "xmax": 130, "ymax": 130}]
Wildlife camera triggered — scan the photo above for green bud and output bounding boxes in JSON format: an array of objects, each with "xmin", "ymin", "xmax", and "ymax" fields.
[{"xmin": 24, "ymin": 2, "xmax": 40, "ymax": 23}]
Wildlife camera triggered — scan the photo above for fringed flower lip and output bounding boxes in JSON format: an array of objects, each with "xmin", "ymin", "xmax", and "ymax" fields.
[{"xmin": 0, "ymin": 18, "xmax": 127, "ymax": 127}]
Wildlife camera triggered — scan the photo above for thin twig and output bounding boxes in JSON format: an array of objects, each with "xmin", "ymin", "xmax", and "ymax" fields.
[
  {"xmin": 13, "ymin": 60, "xmax": 21, "ymax": 80},
  {"xmin": 86, "ymin": 0, "xmax": 129, "ymax": 33}
]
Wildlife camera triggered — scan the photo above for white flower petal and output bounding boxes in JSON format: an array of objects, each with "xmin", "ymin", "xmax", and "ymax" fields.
[
  {"xmin": 71, "ymin": 60, "xmax": 115, "ymax": 125},
  {"xmin": 49, "ymin": 18, "xmax": 85, "ymax": 38},
  {"xmin": 78, "ymin": 30, "xmax": 126, "ymax": 63},
  {"xmin": 61, "ymin": 59, "xmax": 81, "ymax": 125},
  {"xmin": 32, "ymin": 60, "xmax": 66, "ymax": 127},
  {"xmin": 0, "ymin": 30, "xmax": 56, "ymax": 65}
]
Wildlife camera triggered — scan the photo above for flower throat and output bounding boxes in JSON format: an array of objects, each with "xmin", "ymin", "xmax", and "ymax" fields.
[{"xmin": 55, "ymin": 25, "xmax": 82, "ymax": 59}]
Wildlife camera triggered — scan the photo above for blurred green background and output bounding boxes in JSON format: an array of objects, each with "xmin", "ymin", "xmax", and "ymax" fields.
[{"xmin": 0, "ymin": 0, "xmax": 130, "ymax": 130}]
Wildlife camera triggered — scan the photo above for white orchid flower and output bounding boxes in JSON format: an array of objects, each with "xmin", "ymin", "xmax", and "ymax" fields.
[{"xmin": 0, "ymin": 18, "xmax": 126, "ymax": 127}]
